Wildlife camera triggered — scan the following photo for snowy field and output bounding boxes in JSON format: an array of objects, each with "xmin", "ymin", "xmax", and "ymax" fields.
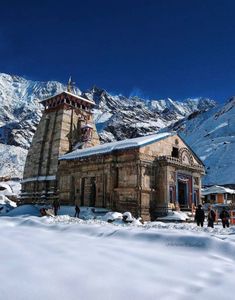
[{"xmin": 1, "ymin": 208, "xmax": 235, "ymax": 300}]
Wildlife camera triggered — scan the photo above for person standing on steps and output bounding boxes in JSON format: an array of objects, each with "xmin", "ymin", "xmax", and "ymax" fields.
[
  {"xmin": 207, "ymin": 206, "xmax": 216, "ymax": 228},
  {"xmin": 52, "ymin": 198, "xmax": 60, "ymax": 216},
  {"xmin": 194, "ymin": 204, "xmax": 205, "ymax": 227}
]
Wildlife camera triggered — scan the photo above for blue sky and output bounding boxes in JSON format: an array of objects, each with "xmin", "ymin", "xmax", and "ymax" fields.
[{"xmin": 1, "ymin": 0, "xmax": 235, "ymax": 102}]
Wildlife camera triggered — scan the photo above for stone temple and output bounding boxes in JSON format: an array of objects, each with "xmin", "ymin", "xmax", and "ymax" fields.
[
  {"xmin": 21, "ymin": 90, "xmax": 100, "ymax": 203},
  {"xmin": 21, "ymin": 89, "xmax": 205, "ymax": 221}
]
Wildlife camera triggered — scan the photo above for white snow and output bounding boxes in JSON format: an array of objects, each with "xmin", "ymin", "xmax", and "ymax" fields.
[
  {"xmin": 93, "ymin": 109, "xmax": 113, "ymax": 124},
  {"xmin": 103, "ymin": 211, "xmax": 123, "ymax": 222},
  {"xmin": 5, "ymin": 204, "xmax": 40, "ymax": 217},
  {"xmin": 157, "ymin": 210, "xmax": 190, "ymax": 221},
  {"xmin": 122, "ymin": 211, "xmax": 135, "ymax": 222},
  {"xmin": 60, "ymin": 132, "xmax": 174, "ymax": 160},
  {"xmin": 0, "ymin": 182, "xmax": 12, "ymax": 194},
  {"xmin": 0, "ymin": 180, "xmax": 19, "ymax": 215},
  {"xmin": 202, "ymin": 185, "xmax": 235, "ymax": 195},
  {"xmin": 0, "ymin": 180, "xmax": 21, "ymax": 196},
  {"xmin": 0, "ymin": 210, "xmax": 235, "ymax": 300},
  {"xmin": 0, "ymin": 194, "xmax": 17, "ymax": 214},
  {"xmin": 21, "ymin": 175, "xmax": 56, "ymax": 183},
  {"xmin": 0, "ymin": 180, "xmax": 20, "ymax": 216},
  {"xmin": 40, "ymin": 90, "xmax": 94, "ymax": 105},
  {"xmin": 0, "ymin": 143, "xmax": 27, "ymax": 178},
  {"xmin": 0, "ymin": 195, "xmax": 16, "ymax": 207}
]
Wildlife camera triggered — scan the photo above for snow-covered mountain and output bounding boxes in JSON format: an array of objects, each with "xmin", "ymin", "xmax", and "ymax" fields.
[
  {"xmin": 0, "ymin": 73, "xmax": 82, "ymax": 149},
  {"xmin": 171, "ymin": 98, "xmax": 235, "ymax": 186},
  {"xmin": 83, "ymin": 86, "xmax": 216, "ymax": 142},
  {"xmin": 0, "ymin": 72, "xmax": 223, "ymax": 185}
]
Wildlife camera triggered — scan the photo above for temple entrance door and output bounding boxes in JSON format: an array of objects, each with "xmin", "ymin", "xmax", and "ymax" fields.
[
  {"xmin": 177, "ymin": 173, "xmax": 193, "ymax": 209},
  {"xmin": 89, "ymin": 177, "xmax": 96, "ymax": 207},
  {"xmin": 178, "ymin": 181, "xmax": 187, "ymax": 208},
  {"xmin": 81, "ymin": 178, "xmax": 85, "ymax": 206}
]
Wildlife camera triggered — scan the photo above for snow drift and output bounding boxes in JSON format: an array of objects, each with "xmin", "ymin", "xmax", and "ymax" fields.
[{"xmin": 0, "ymin": 214, "xmax": 235, "ymax": 300}]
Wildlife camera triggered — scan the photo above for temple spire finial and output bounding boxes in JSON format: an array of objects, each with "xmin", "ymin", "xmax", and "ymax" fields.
[{"xmin": 67, "ymin": 76, "xmax": 75, "ymax": 93}]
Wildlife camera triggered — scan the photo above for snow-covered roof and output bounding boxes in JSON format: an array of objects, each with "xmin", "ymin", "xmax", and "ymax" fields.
[
  {"xmin": 202, "ymin": 185, "xmax": 235, "ymax": 195},
  {"xmin": 60, "ymin": 132, "xmax": 175, "ymax": 161},
  {"xmin": 40, "ymin": 91, "xmax": 95, "ymax": 106},
  {"xmin": 81, "ymin": 124, "xmax": 93, "ymax": 129},
  {"xmin": 21, "ymin": 175, "xmax": 56, "ymax": 183}
]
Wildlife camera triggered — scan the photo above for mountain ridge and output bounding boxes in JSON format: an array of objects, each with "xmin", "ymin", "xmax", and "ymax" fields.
[{"xmin": 1, "ymin": 72, "xmax": 232, "ymax": 186}]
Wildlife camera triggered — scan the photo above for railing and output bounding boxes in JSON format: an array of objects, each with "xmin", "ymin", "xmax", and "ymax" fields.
[
  {"xmin": 156, "ymin": 156, "xmax": 205, "ymax": 172},
  {"xmin": 157, "ymin": 156, "xmax": 180, "ymax": 163}
]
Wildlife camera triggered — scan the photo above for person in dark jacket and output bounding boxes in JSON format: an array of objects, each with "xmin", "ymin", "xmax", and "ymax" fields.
[
  {"xmin": 74, "ymin": 204, "xmax": 80, "ymax": 218},
  {"xmin": 194, "ymin": 204, "xmax": 205, "ymax": 227},
  {"xmin": 207, "ymin": 206, "xmax": 216, "ymax": 228},
  {"xmin": 40, "ymin": 207, "xmax": 47, "ymax": 217},
  {"xmin": 220, "ymin": 207, "xmax": 230, "ymax": 228},
  {"xmin": 52, "ymin": 199, "xmax": 60, "ymax": 216}
]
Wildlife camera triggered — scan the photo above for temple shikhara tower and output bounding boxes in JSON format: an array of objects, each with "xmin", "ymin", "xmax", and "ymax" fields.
[{"xmin": 21, "ymin": 82, "xmax": 100, "ymax": 203}]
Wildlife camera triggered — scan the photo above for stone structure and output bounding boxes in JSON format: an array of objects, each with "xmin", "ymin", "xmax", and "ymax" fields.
[
  {"xmin": 21, "ymin": 88, "xmax": 204, "ymax": 220},
  {"xmin": 58, "ymin": 132, "xmax": 205, "ymax": 221},
  {"xmin": 21, "ymin": 91, "xmax": 100, "ymax": 203}
]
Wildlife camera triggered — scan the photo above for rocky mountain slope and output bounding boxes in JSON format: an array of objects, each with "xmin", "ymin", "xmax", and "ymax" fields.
[
  {"xmin": 83, "ymin": 86, "xmax": 216, "ymax": 142},
  {"xmin": 170, "ymin": 98, "xmax": 235, "ymax": 185},
  {"xmin": 0, "ymin": 72, "xmax": 228, "ymax": 185}
]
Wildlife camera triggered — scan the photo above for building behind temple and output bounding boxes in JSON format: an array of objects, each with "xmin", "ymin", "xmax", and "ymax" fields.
[{"xmin": 21, "ymin": 88, "xmax": 205, "ymax": 221}]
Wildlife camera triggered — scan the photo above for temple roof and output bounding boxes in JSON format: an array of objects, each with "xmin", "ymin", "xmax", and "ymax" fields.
[
  {"xmin": 40, "ymin": 91, "xmax": 95, "ymax": 106},
  {"xmin": 202, "ymin": 185, "xmax": 235, "ymax": 195},
  {"xmin": 59, "ymin": 132, "xmax": 174, "ymax": 160}
]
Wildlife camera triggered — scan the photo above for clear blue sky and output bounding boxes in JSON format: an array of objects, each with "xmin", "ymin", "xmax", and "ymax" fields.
[{"xmin": 1, "ymin": 0, "xmax": 235, "ymax": 102}]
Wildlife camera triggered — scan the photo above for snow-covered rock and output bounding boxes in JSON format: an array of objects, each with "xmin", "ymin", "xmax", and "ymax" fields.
[
  {"xmin": 0, "ymin": 180, "xmax": 21, "ymax": 216},
  {"xmin": 0, "ymin": 194, "xmax": 17, "ymax": 214},
  {"xmin": 103, "ymin": 211, "xmax": 123, "ymax": 222},
  {"xmin": 157, "ymin": 211, "xmax": 190, "ymax": 222},
  {"xmin": 122, "ymin": 211, "xmax": 134, "ymax": 222}
]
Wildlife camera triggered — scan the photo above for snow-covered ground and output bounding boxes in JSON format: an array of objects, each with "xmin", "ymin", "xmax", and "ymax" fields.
[{"xmin": 1, "ymin": 206, "xmax": 235, "ymax": 300}]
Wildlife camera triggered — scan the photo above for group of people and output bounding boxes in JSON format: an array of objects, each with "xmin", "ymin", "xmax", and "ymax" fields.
[
  {"xmin": 195, "ymin": 204, "xmax": 230, "ymax": 228},
  {"xmin": 47, "ymin": 200, "xmax": 231, "ymax": 228}
]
